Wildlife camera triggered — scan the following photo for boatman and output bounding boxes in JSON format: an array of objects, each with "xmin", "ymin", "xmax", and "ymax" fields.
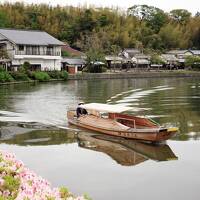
[{"xmin": 76, "ymin": 102, "xmax": 88, "ymax": 118}]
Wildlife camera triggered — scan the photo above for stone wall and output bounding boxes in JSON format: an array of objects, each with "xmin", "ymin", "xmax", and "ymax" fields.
[{"xmin": 68, "ymin": 71, "xmax": 200, "ymax": 80}]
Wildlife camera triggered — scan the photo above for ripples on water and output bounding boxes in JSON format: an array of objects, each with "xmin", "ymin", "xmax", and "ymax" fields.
[
  {"xmin": 0, "ymin": 78, "xmax": 200, "ymax": 200},
  {"xmin": 0, "ymin": 79, "xmax": 200, "ymax": 140}
]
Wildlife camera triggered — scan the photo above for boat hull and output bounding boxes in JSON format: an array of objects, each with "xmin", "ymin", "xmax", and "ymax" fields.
[{"xmin": 67, "ymin": 114, "xmax": 177, "ymax": 142}]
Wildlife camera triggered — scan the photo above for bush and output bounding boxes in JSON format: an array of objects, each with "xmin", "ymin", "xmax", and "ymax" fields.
[
  {"xmin": 101, "ymin": 67, "xmax": 107, "ymax": 73},
  {"xmin": 0, "ymin": 68, "xmax": 14, "ymax": 82},
  {"xmin": 60, "ymin": 70, "xmax": 68, "ymax": 80},
  {"xmin": 87, "ymin": 64, "xmax": 107, "ymax": 73},
  {"xmin": 33, "ymin": 72, "xmax": 50, "ymax": 82},
  {"xmin": 22, "ymin": 61, "xmax": 31, "ymax": 72},
  {"xmin": 185, "ymin": 55, "xmax": 200, "ymax": 70},
  {"xmin": 48, "ymin": 70, "xmax": 61, "ymax": 79},
  {"xmin": 47, "ymin": 70, "xmax": 68, "ymax": 80},
  {"xmin": 10, "ymin": 71, "xmax": 29, "ymax": 81}
]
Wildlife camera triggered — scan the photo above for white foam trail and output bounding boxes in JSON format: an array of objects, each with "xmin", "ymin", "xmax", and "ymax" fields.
[
  {"xmin": 107, "ymin": 88, "xmax": 142, "ymax": 102},
  {"xmin": 153, "ymin": 85, "xmax": 169, "ymax": 89},
  {"xmin": 116, "ymin": 87, "xmax": 174, "ymax": 103}
]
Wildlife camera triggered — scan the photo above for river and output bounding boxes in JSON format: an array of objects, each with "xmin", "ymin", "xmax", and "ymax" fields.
[{"xmin": 0, "ymin": 77, "xmax": 200, "ymax": 200}]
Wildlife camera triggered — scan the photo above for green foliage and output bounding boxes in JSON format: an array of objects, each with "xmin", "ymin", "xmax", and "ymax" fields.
[
  {"xmin": 170, "ymin": 9, "xmax": 191, "ymax": 24},
  {"xmin": 48, "ymin": 70, "xmax": 61, "ymax": 79},
  {"xmin": 128, "ymin": 5, "xmax": 168, "ymax": 33},
  {"xmin": 185, "ymin": 55, "xmax": 200, "ymax": 70},
  {"xmin": 86, "ymin": 64, "xmax": 107, "ymax": 73},
  {"xmin": 22, "ymin": 61, "xmax": 31, "ymax": 72},
  {"xmin": 33, "ymin": 72, "xmax": 50, "ymax": 81},
  {"xmin": 0, "ymin": 68, "xmax": 14, "ymax": 82},
  {"xmin": 10, "ymin": 71, "xmax": 29, "ymax": 81},
  {"xmin": 159, "ymin": 24, "xmax": 187, "ymax": 49},
  {"xmin": 84, "ymin": 193, "xmax": 93, "ymax": 200},
  {"xmin": 151, "ymin": 54, "xmax": 165, "ymax": 64},
  {"xmin": 3, "ymin": 175, "xmax": 20, "ymax": 193},
  {"xmin": 60, "ymin": 70, "xmax": 68, "ymax": 80},
  {"xmin": 0, "ymin": 48, "xmax": 9, "ymax": 59},
  {"xmin": 61, "ymin": 51, "xmax": 70, "ymax": 57},
  {"xmin": 0, "ymin": 2, "xmax": 199, "ymax": 51},
  {"xmin": 86, "ymin": 48, "xmax": 106, "ymax": 73},
  {"xmin": 0, "ymin": 10, "xmax": 10, "ymax": 27},
  {"xmin": 47, "ymin": 70, "xmax": 68, "ymax": 80},
  {"xmin": 59, "ymin": 187, "xmax": 72, "ymax": 198}
]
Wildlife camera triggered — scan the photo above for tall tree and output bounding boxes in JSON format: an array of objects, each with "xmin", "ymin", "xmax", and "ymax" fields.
[{"xmin": 170, "ymin": 9, "xmax": 191, "ymax": 24}]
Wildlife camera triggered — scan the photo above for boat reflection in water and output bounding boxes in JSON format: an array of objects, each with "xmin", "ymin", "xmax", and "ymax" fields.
[{"xmin": 77, "ymin": 132, "xmax": 178, "ymax": 166}]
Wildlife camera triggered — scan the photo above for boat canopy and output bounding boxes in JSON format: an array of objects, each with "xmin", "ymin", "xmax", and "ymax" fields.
[{"xmin": 79, "ymin": 103, "xmax": 133, "ymax": 113}]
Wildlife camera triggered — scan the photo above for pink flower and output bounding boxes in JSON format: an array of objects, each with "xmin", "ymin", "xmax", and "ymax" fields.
[{"xmin": 0, "ymin": 178, "xmax": 4, "ymax": 186}]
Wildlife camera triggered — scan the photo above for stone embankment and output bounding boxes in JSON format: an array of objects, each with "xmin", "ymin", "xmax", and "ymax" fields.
[{"xmin": 68, "ymin": 71, "xmax": 200, "ymax": 80}]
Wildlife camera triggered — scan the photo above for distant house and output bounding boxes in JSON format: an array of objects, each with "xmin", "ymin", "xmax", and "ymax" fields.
[
  {"xmin": 161, "ymin": 54, "xmax": 178, "ymax": 69},
  {"xmin": 189, "ymin": 50, "xmax": 200, "ymax": 56},
  {"xmin": 167, "ymin": 50, "xmax": 193, "ymax": 66},
  {"xmin": 0, "ymin": 28, "xmax": 64, "ymax": 71},
  {"xmin": 120, "ymin": 48, "xmax": 141, "ymax": 58},
  {"xmin": 134, "ymin": 54, "xmax": 151, "ymax": 67},
  {"xmin": 105, "ymin": 55, "xmax": 123, "ymax": 68},
  {"xmin": 61, "ymin": 58, "xmax": 85, "ymax": 74}
]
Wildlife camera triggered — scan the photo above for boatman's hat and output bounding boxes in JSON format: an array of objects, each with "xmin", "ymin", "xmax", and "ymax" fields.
[{"xmin": 78, "ymin": 101, "xmax": 84, "ymax": 105}]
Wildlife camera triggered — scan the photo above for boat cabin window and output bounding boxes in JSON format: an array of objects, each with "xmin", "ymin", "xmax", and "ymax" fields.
[{"xmin": 100, "ymin": 112, "xmax": 109, "ymax": 119}]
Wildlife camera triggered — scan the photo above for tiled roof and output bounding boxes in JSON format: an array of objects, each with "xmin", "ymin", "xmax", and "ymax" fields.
[
  {"xmin": 61, "ymin": 58, "xmax": 85, "ymax": 65},
  {"xmin": 0, "ymin": 28, "xmax": 64, "ymax": 46},
  {"xmin": 61, "ymin": 44, "xmax": 84, "ymax": 56}
]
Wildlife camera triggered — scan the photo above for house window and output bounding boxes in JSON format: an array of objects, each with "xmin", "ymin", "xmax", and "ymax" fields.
[
  {"xmin": 26, "ymin": 46, "xmax": 39, "ymax": 55},
  {"xmin": 32, "ymin": 46, "xmax": 39, "ymax": 55},
  {"xmin": 47, "ymin": 46, "xmax": 53, "ymax": 55},
  {"xmin": 19, "ymin": 45, "xmax": 24, "ymax": 51}
]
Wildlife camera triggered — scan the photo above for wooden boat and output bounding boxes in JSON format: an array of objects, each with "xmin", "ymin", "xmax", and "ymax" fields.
[{"xmin": 67, "ymin": 103, "xmax": 179, "ymax": 142}]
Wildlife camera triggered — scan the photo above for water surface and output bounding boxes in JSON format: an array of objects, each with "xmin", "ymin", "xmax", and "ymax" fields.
[{"xmin": 0, "ymin": 78, "xmax": 200, "ymax": 200}]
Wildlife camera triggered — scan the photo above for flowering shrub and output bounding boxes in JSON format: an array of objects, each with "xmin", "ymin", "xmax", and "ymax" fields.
[{"xmin": 0, "ymin": 151, "xmax": 89, "ymax": 200}]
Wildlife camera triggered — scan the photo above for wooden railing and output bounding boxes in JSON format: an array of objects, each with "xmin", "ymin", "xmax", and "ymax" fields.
[{"xmin": 15, "ymin": 50, "xmax": 61, "ymax": 56}]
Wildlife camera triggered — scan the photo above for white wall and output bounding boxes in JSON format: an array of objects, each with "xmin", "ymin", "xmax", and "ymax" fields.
[
  {"xmin": 0, "ymin": 33, "xmax": 62, "ymax": 70},
  {"xmin": 12, "ymin": 58, "xmax": 61, "ymax": 71}
]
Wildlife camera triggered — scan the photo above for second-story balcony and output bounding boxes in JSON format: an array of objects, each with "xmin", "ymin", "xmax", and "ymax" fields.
[{"xmin": 15, "ymin": 50, "xmax": 61, "ymax": 56}]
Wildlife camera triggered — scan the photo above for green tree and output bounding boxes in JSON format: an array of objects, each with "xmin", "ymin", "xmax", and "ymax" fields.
[
  {"xmin": 159, "ymin": 24, "xmax": 186, "ymax": 49},
  {"xmin": 0, "ymin": 11, "xmax": 9, "ymax": 27},
  {"xmin": 185, "ymin": 55, "xmax": 200, "ymax": 70},
  {"xmin": 170, "ymin": 9, "xmax": 191, "ymax": 24}
]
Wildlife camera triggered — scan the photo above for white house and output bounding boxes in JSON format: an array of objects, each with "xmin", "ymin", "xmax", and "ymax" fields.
[{"xmin": 0, "ymin": 28, "xmax": 64, "ymax": 71}]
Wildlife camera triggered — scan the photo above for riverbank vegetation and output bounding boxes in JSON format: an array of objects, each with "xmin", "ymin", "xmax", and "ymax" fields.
[
  {"xmin": 0, "ymin": 64, "xmax": 68, "ymax": 83},
  {"xmin": 0, "ymin": 3, "xmax": 200, "ymax": 54}
]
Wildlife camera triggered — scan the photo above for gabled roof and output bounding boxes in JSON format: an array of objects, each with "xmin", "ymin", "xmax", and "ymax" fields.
[
  {"xmin": 105, "ymin": 55, "xmax": 123, "ymax": 61},
  {"xmin": 62, "ymin": 43, "xmax": 85, "ymax": 56},
  {"xmin": 161, "ymin": 54, "xmax": 178, "ymax": 61},
  {"xmin": 61, "ymin": 58, "xmax": 85, "ymax": 65},
  {"xmin": 0, "ymin": 28, "xmax": 64, "ymax": 46},
  {"xmin": 121, "ymin": 48, "xmax": 141, "ymax": 58},
  {"xmin": 137, "ymin": 59, "xmax": 150, "ymax": 65},
  {"xmin": 123, "ymin": 48, "xmax": 141, "ymax": 54},
  {"xmin": 167, "ymin": 50, "xmax": 188, "ymax": 55},
  {"xmin": 190, "ymin": 50, "xmax": 200, "ymax": 55}
]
